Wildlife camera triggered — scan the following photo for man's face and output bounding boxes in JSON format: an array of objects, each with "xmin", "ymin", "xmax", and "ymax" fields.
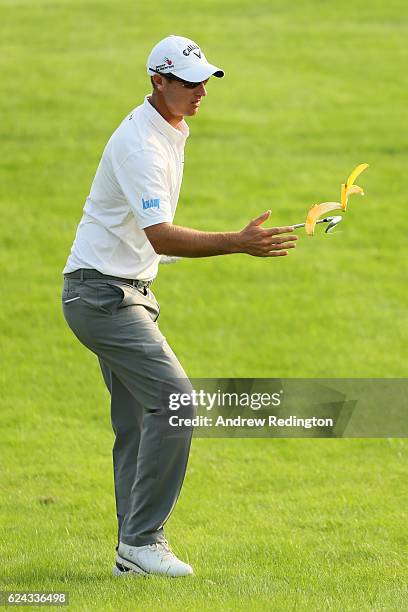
[{"xmin": 154, "ymin": 75, "xmax": 209, "ymax": 117}]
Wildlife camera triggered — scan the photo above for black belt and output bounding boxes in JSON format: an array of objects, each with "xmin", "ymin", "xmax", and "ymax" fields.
[{"xmin": 64, "ymin": 268, "xmax": 153, "ymax": 289}]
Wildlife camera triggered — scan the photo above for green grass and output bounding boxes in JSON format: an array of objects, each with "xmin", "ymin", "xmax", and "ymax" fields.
[{"xmin": 1, "ymin": 0, "xmax": 407, "ymax": 609}]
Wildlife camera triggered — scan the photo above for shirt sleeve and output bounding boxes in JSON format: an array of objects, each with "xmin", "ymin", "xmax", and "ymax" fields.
[{"xmin": 114, "ymin": 149, "xmax": 173, "ymax": 229}]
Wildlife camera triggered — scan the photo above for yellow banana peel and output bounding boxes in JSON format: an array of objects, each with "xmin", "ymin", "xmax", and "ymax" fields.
[
  {"xmin": 341, "ymin": 163, "xmax": 369, "ymax": 211},
  {"xmin": 302, "ymin": 162, "xmax": 369, "ymax": 235},
  {"xmin": 347, "ymin": 163, "xmax": 369, "ymax": 187},
  {"xmin": 305, "ymin": 202, "xmax": 343, "ymax": 236},
  {"xmin": 346, "ymin": 185, "xmax": 364, "ymax": 196}
]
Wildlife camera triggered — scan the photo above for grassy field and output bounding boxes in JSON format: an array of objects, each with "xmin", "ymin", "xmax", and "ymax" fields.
[{"xmin": 1, "ymin": 0, "xmax": 407, "ymax": 609}]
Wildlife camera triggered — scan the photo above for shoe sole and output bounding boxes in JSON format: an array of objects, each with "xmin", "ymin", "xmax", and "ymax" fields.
[
  {"xmin": 112, "ymin": 565, "xmax": 146, "ymax": 578},
  {"xmin": 115, "ymin": 555, "xmax": 148, "ymax": 576},
  {"xmin": 114, "ymin": 554, "xmax": 194, "ymax": 578}
]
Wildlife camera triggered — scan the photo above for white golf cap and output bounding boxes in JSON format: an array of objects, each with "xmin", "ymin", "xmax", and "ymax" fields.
[{"xmin": 147, "ymin": 35, "xmax": 224, "ymax": 82}]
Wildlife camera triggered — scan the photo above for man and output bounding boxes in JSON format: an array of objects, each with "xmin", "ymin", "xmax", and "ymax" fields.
[{"xmin": 62, "ymin": 34, "xmax": 298, "ymax": 578}]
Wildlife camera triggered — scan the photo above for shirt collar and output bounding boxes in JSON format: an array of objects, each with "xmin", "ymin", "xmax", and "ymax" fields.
[{"xmin": 143, "ymin": 95, "xmax": 189, "ymax": 144}]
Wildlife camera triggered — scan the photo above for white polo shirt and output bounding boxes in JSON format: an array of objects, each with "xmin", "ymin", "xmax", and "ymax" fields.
[{"xmin": 63, "ymin": 96, "xmax": 189, "ymax": 280}]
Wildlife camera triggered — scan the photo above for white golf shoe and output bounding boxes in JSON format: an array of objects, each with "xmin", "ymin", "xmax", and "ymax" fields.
[{"xmin": 113, "ymin": 539, "xmax": 193, "ymax": 578}]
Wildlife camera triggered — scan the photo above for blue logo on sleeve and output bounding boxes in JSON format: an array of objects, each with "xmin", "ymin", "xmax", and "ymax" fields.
[{"xmin": 142, "ymin": 198, "xmax": 160, "ymax": 210}]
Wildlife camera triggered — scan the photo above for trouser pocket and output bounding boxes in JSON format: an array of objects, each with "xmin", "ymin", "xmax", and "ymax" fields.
[
  {"xmin": 62, "ymin": 279, "xmax": 81, "ymax": 304},
  {"xmin": 97, "ymin": 283, "xmax": 126, "ymax": 315},
  {"xmin": 103, "ymin": 281, "xmax": 160, "ymax": 321}
]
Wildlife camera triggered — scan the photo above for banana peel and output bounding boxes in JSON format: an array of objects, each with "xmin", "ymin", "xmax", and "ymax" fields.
[
  {"xmin": 305, "ymin": 201, "xmax": 342, "ymax": 236},
  {"xmin": 304, "ymin": 163, "xmax": 369, "ymax": 235},
  {"xmin": 341, "ymin": 162, "xmax": 369, "ymax": 211},
  {"xmin": 347, "ymin": 163, "xmax": 369, "ymax": 187}
]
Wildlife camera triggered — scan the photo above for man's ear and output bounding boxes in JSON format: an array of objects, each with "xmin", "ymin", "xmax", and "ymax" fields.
[{"xmin": 152, "ymin": 74, "xmax": 165, "ymax": 92}]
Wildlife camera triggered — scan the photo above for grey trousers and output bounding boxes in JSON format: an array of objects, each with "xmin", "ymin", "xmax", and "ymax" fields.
[{"xmin": 61, "ymin": 275, "xmax": 195, "ymax": 547}]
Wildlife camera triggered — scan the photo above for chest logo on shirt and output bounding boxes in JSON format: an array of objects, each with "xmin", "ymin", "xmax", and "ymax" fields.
[{"xmin": 142, "ymin": 197, "xmax": 160, "ymax": 210}]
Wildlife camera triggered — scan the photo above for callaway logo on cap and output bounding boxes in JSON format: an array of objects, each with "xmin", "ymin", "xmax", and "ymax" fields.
[{"xmin": 147, "ymin": 35, "xmax": 225, "ymax": 82}]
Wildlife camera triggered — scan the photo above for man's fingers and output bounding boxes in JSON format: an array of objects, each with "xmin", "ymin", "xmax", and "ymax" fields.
[
  {"xmin": 255, "ymin": 242, "xmax": 296, "ymax": 256},
  {"xmin": 251, "ymin": 210, "xmax": 271, "ymax": 226},
  {"xmin": 269, "ymin": 242, "xmax": 296, "ymax": 251},
  {"xmin": 265, "ymin": 250, "xmax": 289, "ymax": 257},
  {"xmin": 265, "ymin": 234, "xmax": 298, "ymax": 244},
  {"xmin": 260, "ymin": 237, "xmax": 297, "ymax": 249},
  {"xmin": 263, "ymin": 226, "xmax": 296, "ymax": 236}
]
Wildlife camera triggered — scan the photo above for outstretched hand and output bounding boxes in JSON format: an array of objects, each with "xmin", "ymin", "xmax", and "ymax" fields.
[{"xmin": 238, "ymin": 210, "xmax": 298, "ymax": 257}]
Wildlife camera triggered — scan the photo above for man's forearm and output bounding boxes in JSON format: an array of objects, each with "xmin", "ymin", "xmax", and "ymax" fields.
[
  {"xmin": 144, "ymin": 214, "xmax": 298, "ymax": 259},
  {"xmin": 146, "ymin": 223, "xmax": 241, "ymax": 257}
]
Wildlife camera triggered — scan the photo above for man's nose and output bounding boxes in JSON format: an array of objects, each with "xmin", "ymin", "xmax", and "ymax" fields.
[{"xmin": 197, "ymin": 82, "xmax": 208, "ymax": 96}]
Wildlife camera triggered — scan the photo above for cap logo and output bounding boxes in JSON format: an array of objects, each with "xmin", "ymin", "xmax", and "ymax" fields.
[
  {"xmin": 155, "ymin": 57, "xmax": 173, "ymax": 72},
  {"xmin": 183, "ymin": 43, "xmax": 201, "ymax": 59}
]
